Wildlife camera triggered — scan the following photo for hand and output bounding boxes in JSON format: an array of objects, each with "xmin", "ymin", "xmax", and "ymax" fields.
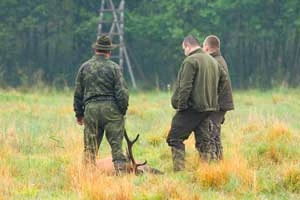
[
  {"xmin": 76, "ymin": 116, "xmax": 84, "ymax": 125},
  {"xmin": 177, "ymin": 107, "xmax": 189, "ymax": 112},
  {"xmin": 120, "ymin": 108, "xmax": 127, "ymax": 116},
  {"xmin": 221, "ymin": 117, "xmax": 225, "ymax": 124}
]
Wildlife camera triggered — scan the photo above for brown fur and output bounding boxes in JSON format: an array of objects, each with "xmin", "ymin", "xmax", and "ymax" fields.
[
  {"xmin": 95, "ymin": 131, "xmax": 163, "ymax": 175},
  {"xmin": 95, "ymin": 156, "xmax": 163, "ymax": 175}
]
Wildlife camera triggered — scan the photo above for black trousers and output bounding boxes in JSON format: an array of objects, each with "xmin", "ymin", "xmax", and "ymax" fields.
[{"xmin": 166, "ymin": 109, "xmax": 212, "ymax": 154}]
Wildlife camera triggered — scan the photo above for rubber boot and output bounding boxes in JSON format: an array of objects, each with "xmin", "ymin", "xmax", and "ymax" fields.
[
  {"xmin": 113, "ymin": 161, "xmax": 127, "ymax": 176},
  {"xmin": 171, "ymin": 147, "xmax": 185, "ymax": 172}
]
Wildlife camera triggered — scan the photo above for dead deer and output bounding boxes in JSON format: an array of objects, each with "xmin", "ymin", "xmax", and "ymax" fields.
[{"xmin": 96, "ymin": 130, "xmax": 163, "ymax": 175}]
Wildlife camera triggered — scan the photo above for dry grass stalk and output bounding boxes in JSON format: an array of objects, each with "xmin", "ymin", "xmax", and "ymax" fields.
[{"xmin": 67, "ymin": 163, "xmax": 134, "ymax": 200}]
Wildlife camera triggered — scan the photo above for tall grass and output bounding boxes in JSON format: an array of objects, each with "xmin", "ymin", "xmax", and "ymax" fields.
[
  {"xmin": 67, "ymin": 163, "xmax": 134, "ymax": 200},
  {"xmin": 0, "ymin": 88, "xmax": 300, "ymax": 199}
]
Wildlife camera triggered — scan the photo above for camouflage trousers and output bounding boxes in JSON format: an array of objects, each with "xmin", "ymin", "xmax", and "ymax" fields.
[
  {"xmin": 83, "ymin": 101, "xmax": 127, "ymax": 172},
  {"xmin": 166, "ymin": 109, "xmax": 212, "ymax": 171},
  {"xmin": 209, "ymin": 111, "xmax": 226, "ymax": 160}
]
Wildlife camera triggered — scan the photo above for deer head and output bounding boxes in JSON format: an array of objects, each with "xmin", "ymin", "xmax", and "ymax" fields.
[
  {"xmin": 124, "ymin": 130, "xmax": 147, "ymax": 175},
  {"xmin": 96, "ymin": 130, "xmax": 163, "ymax": 175}
]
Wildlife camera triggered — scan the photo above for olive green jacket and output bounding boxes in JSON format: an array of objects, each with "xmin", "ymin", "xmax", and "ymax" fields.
[
  {"xmin": 211, "ymin": 51, "xmax": 234, "ymax": 111},
  {"xmin": 171, "ymin": 48, "xmax": 227, "ymax": 112},
  {"xmin": 73, "ymin": 55, "xmax": 129, "ymax": 117}
]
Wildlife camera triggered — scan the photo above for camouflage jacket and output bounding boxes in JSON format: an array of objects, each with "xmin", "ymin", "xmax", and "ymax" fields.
[
  {"xmin": 73, "ymin": 54, "xmax": 129, "ymax": 117},
  {"xmin": 171, "ymin": 48, "xmax": 228, "ymax": 112},
  {"xmin": 211, "ymin": 51, "xmax": 234, "ymax": 111}
]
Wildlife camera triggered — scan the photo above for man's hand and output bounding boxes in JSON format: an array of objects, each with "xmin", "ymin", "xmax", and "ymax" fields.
[{"xmin": 76, "ymin": 116, "xmax": 84, "ymax": 125}]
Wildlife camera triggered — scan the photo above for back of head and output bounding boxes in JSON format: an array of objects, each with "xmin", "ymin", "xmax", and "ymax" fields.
[
  {"xmin": 203, "ymin": 35, "xmax": 220, "ymax": 50},
  {"xmin": 183, "ymin": 35, "xmax": 201, "ymax": 48},
  {"xmin": 93, "ymin": 35, "xmax": 115, "ymax": 54}
]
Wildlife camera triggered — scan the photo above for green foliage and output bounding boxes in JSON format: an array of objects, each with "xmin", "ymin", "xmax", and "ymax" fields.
[{"xmin": 0, "ymin": 0, "xmax": 299, "ymax": 88}]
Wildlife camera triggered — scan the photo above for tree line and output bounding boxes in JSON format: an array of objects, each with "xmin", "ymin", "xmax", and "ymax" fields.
[{"xmin": 0, "ymin": 0, "xmax": 299, "ymax": 89}]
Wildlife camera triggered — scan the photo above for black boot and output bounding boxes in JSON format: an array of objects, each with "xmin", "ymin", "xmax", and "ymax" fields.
[{"xmin": 171, "ymin": 147, "xmax": 185, "ymax": 172}]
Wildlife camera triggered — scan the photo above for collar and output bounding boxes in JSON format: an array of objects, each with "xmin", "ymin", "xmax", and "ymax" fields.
[
  {"xmin": 210, "ymin": 50, "xmax": 221, "ymax": 57},
  {"xmin": 94, "ymin": 54, "xmax": 108, "ymax": 60},
  {"xmin": 188, "ymin": 48, "xmax": 203, "ymax": 56}
]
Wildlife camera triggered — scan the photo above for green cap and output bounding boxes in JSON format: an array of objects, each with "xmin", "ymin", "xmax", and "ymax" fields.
[{"xmin": 92, "ymin": 35, "xmax": 116, "ymax": 50}]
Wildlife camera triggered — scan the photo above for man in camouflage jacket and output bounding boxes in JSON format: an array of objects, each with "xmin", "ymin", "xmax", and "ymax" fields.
[
  {"xmin": 203, "ymin": 35, "xmax": 234, "ymax": 160},
  {"xmin": 73, "ymin": 35, "xmax": 129, "ymax": 174},
  {"xmin": 166, "ymin": 35, "xmax": 228, "ymax": 171}
]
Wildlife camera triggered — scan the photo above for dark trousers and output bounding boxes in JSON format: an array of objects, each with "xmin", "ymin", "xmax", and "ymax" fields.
[
  {"xmin": 166, "ymin": 109, "xmax": 211, "ymax": 171},
  {"xmin": 209, "ymin": 111, "xmax": 226, "ymax": 160}
]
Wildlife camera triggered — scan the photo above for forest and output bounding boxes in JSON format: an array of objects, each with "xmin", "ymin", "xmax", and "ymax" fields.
[{"xmin": 0, "ymin": 0, "xmax": 299, "ymax": 89}]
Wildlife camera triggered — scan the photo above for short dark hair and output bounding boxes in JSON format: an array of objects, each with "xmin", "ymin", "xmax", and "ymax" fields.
[
  {"xmin": 183, "ymin": 35, "xmax": 200, "ymax": 47},
  {"xmin": 204, "ymin": 35, "xmax": 220, "ymax": 49}
]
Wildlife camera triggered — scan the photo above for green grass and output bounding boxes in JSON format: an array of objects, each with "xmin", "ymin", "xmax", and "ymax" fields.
[{"xmin": 0, "ymin": 88, "xmax": 300, "ymax": 199}]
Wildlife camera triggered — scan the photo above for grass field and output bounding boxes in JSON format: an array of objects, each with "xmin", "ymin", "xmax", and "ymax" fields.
[{"xmin": 0, "ymin": 87, "xmax": 299, "ymax": 199}]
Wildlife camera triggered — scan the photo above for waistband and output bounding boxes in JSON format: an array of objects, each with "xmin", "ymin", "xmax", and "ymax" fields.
[{"xmin": 85, "ymin": 95, "xmax": 115, "ymax": 105}]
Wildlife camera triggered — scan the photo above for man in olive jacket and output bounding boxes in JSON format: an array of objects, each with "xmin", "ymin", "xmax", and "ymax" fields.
[
  {"xmin": 203, "ymin": 35, "xmax": 234, "ymax": 160},
  {"xmin": 73, "ymin": 35, "xmax": 129, "ymax": 174},
  {"xmin": 167, "ymin": 35, "xmax": 227, "ymax": 171}
]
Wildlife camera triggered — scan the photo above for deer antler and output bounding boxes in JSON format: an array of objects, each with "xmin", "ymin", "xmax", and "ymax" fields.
[{"xmin": 124, "ymin": 129, "xmax": 147, "ymax": 174}]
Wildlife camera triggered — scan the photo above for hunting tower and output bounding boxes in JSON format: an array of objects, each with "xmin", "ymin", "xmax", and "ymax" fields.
[{"xmin": 98, "ymin": 0, "xmax": 137, "ymax": 88}]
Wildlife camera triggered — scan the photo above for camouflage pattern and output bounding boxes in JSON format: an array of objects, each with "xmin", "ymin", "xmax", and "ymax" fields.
[
  {"xmin": 209, "ymin": 111, "xmax": 226, "ymax": 160},
  {"xmin": 73, "ymin": 55, "xmax": 129, "ymax": 117},
  {"xmin": 92, "ymin": 35, "xmax": 116, "ymax": 51},
  {"xmin": 83, "ymin": 101, "xmax": 127, "ymax": 165},
  {"xmin": 73, "ymin": 54, "xmax": 129, "ymax": 172},
  {"xmin": 210, "ymin": 51, "xmax": 234, "ymax": 160},
  {"xmin": 196, "ymin": 118, "xmax": 216, "ymax": 161}
]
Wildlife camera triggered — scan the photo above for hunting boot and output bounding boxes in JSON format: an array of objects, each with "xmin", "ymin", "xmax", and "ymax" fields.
[
  {"xmin": 216, "ymin": 145, "xmax": 223, "ymax": 160},
  {"xmin": 171, "ymin": 147, "xmax": 185, "ymax": 172},
  {"xmin": 113, "ymin": 161, "xmax": 127, "ymax": 176},
  {"xmin": 83, "ymin": 151, "xmax": 96, "ymax": 166},
  {"xmin": 199, "ymin": 151, "xmax": 210, "ymax": 162}
]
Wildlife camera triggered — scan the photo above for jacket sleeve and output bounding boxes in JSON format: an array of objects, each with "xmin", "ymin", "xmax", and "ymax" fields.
[
  {"xmin": 177, "ymin": 61, "xmax": 195, "ymax": 111},
  {"xmin": 171, "ymin": 83, "xmax": 179, "ymax": 109},
  {"xmin": 114, "ymin": 66, "xmax": 129, "ymax": 115},
  {"xmin": 73, "ymin": 66, "xmax": 85, "ymax": 118},
  {"xmin": 218, "ymin": 64, "xmax": 228, "ymax": 98}
]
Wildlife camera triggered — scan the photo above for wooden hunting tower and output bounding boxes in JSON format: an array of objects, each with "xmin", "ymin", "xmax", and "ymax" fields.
[{"xmin": 98, "ymin": 0, "xmax": 137, "ymax": 88}]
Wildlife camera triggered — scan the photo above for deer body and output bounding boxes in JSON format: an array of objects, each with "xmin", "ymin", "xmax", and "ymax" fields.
[
  {"xmin": 95, "ymin": 157, "xmax": 115, "ymax": 175},
  {"xmin": 95, "ymin": 130, "xmax": 163, "ymax": 175},
  {"xmin": 95, "ymin": 156, "xmax": 162, "ymax": 175}
]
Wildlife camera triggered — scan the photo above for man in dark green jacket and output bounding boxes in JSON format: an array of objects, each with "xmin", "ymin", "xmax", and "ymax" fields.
[
  {"xmin": 73, "ymin": 35, "xmax": 129, "ymax": 174},
  {"xmin": 203, "ymin": 35, "xmax": 234, "ymax": 160},
  {"xmin": 167, "ymin": 35, "xmax": 227, "ymax": 171}
]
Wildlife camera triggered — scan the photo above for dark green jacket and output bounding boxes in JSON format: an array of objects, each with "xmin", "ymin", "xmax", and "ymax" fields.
[
  {"xmin": 171, "ymin": 48, "xmax": 227, "ymax": 112},
  {"xmin": 211, "ymin": 51, "xmax": 234, "ymax": 111},
  {"xmin": 73, "ymin": 55, "xmax": 129, "ymax": 117}
]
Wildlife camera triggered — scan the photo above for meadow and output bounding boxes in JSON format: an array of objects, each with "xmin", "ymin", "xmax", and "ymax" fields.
[{"xmin": 0, "ymin": 87, "xmax": 299, "ymax": 200}]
